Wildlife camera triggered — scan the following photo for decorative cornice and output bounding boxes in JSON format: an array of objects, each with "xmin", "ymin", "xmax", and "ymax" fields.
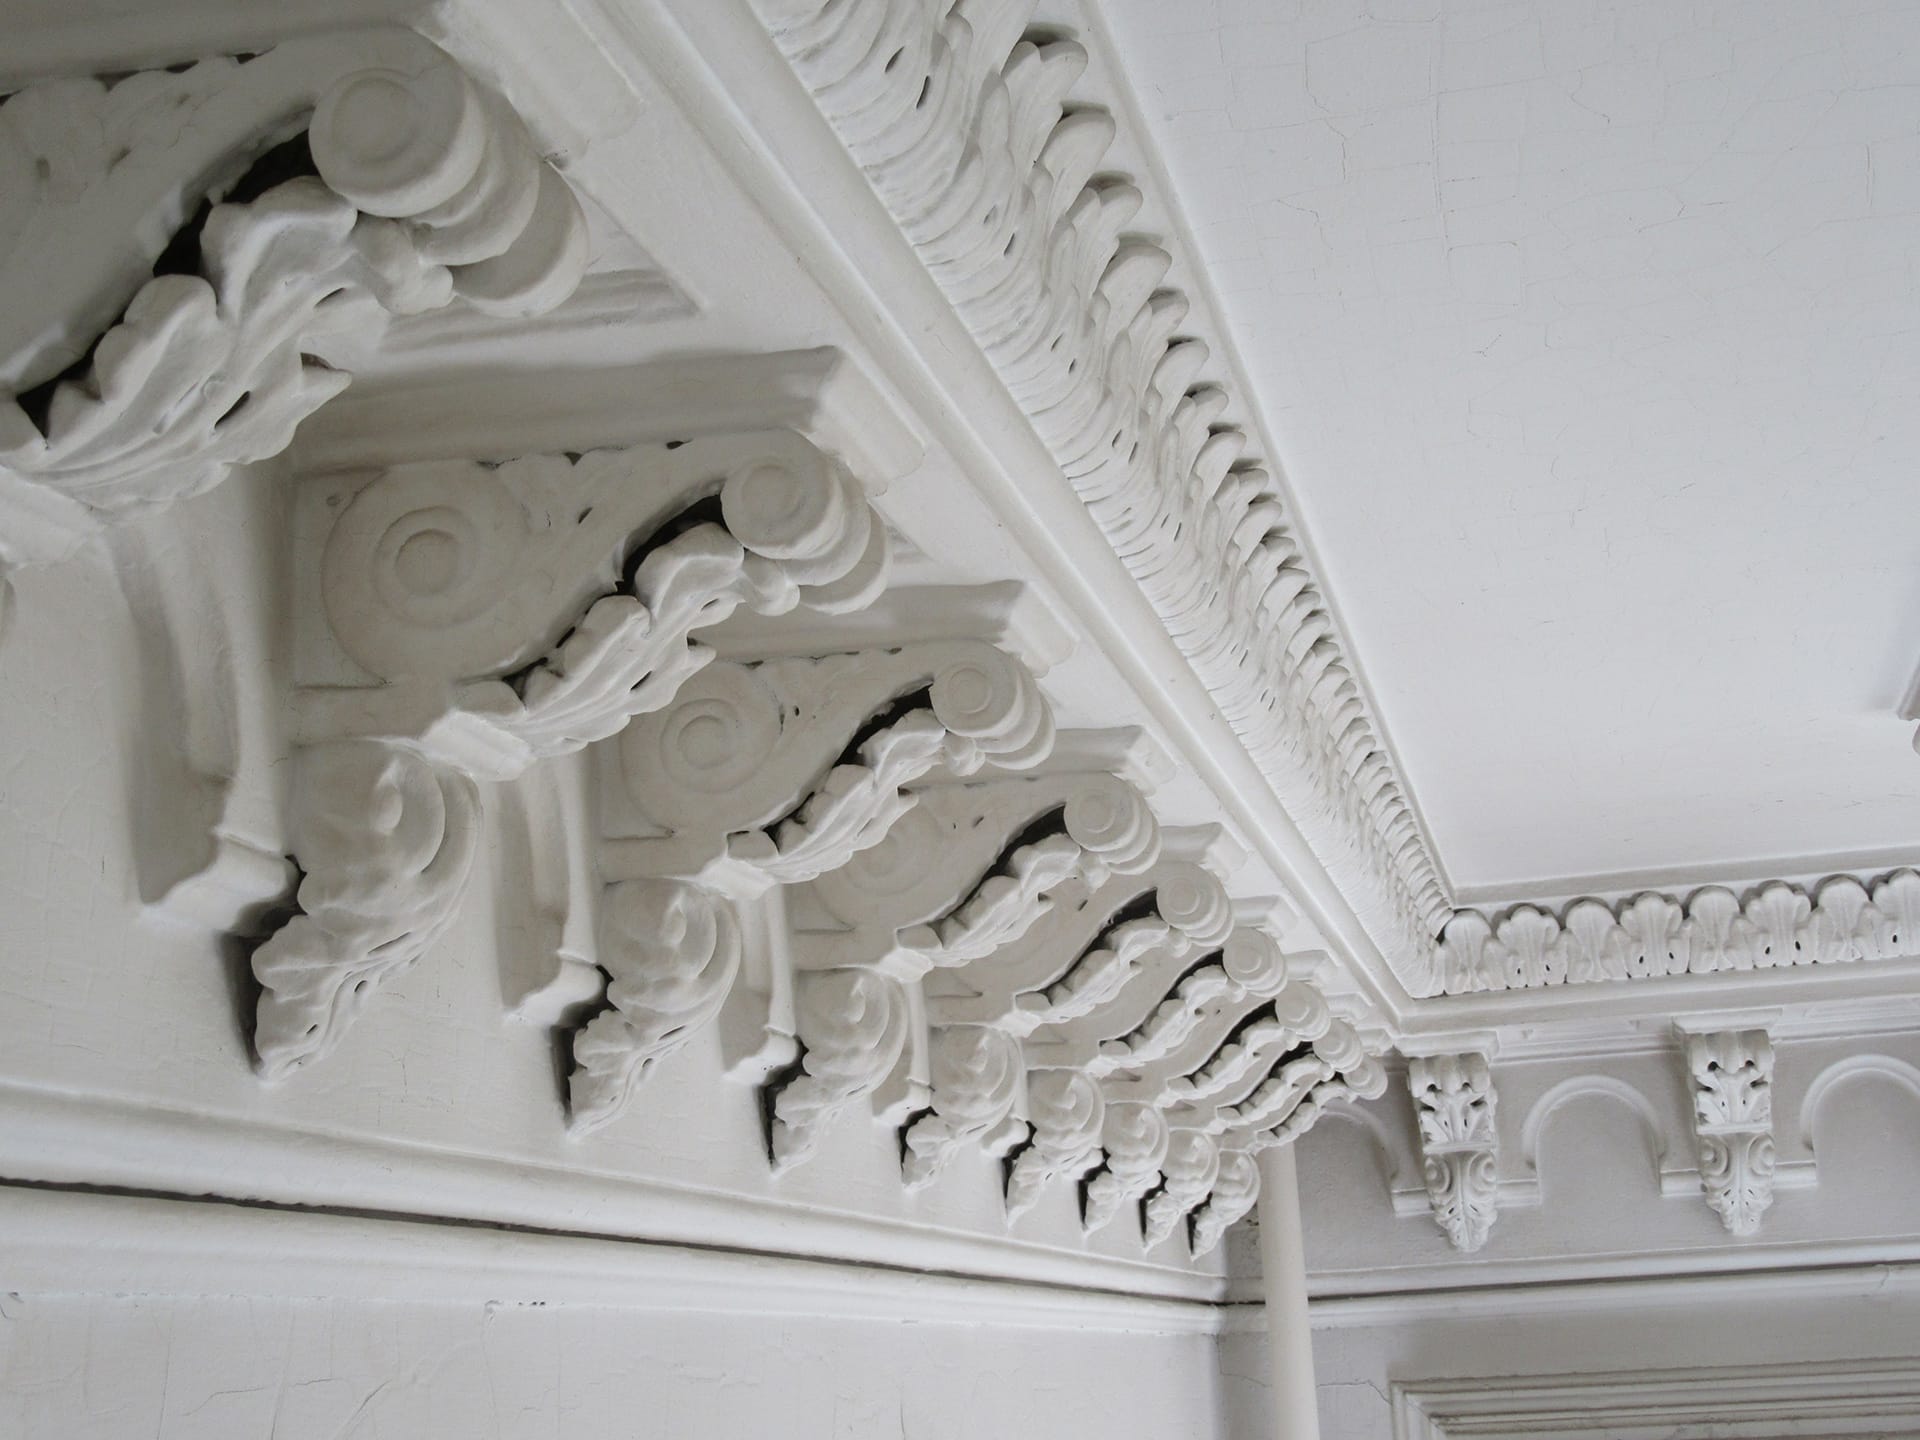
[
  {"xmin": 745, "ymin": 0, "xmax": 1451, "ymax": 982},
  {"xmin": 1427, "ymin": 869, "xmax": 1920, "ymax": 996}
]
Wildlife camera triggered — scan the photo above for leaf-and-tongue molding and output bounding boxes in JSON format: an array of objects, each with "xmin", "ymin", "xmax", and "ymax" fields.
[{"xmin": 746, "ymin": 0, "xmax": 1452, "ymax": 986}]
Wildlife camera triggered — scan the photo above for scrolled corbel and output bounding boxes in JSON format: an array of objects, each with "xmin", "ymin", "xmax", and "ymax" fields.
[
  {"xmin": 900, "ymin": 1025, "xmax": 1026, "ymax": 1190},
  {"xmin": 767, "ymin": 967, "xmax": 910, "ymax": 1172},
  {"xmin": 265, "ymin": 432, "xmax": 896, "ymax": 1079},
  {"xmin": 251, "ymin": 740, "xmax": 479, "ymax": 1079},
  {"xmin": 1083, "ymin": 1101, "xmax": 1171, "ymax": 1236},
  {"xmin": 1188, "ymin": 1149, "xmax": 1260, "ymax": 1258},
  {"xmin": 568, "ymin": 638, "xmax": 1055, "ymax": 1132},
  {"xmin": 0, "ymin": 32, "xmax": 588, "ymax": 591},
  {"xmin": 1408, "ymin": 1052, "xmax": 1500, "ymax": 1252},
  {"xmin": 1684, "ymin": 1028, "xmax": 1776, "ymax": 1235},
  {"xmin": 567, "ymin": 881, "xmax": 743, "ymax": 1135},
  {"xmin": 1005, "ymin": 1068, "xmax": 1105, "ymax": 1221}
]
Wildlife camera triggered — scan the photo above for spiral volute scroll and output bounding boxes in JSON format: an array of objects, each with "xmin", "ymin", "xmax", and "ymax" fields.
[
  {"xmin": 1151, "ymin": 863, "xmax": 1235, "ymax": 947},
  {"xmin": 928, "ymin": 647, "xmax": 1054, "ymax": 772},
  {"xmin": 1221, "ymin": 929, "xmax": 1289, "ymax": 997},
  {"xmin": 1061, "ymin": 776, "xmax": 1160, "ymax": 882},
  {"xmin": 720, "ymin": 454, "xmax": 888, "ymax": 613},
  {"xmin": 309, "ymin": 50, "xmax": 588, "ymax": 317}
]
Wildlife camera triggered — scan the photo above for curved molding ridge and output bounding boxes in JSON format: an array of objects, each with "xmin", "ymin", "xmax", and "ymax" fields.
[{"xmin": 747, "ymin": 0, "xmax": 1451, "ymax": 980}]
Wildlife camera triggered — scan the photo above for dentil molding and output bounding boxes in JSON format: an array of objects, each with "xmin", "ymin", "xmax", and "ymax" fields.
[
  {"xmin": 0, "ymin": 28, "xmax": 589, "ymax": 620},
  {"xmin": 744, "ymin": 0, "xmax": 1452, "ymax": 986}
]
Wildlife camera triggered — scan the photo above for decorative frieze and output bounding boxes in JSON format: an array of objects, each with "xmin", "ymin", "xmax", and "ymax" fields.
[
  {"xmin": 0, "ymin": 32, "xmax": 588, "ymax": 599},
  {"xmin": 1408, "ymin": 1052, "xmax": 1500, "ymax": 1252},
  {"xmin": 747, "ymin": 0, "xmax": 1452, "ymax": 984},
  {"xmin": 1684, "ymin": 1029, "xmax": 1776, "ymax": 1235},
  {"xmin": 1429, "ymin": 871, "xmax": 1920, "ymax": 996}
]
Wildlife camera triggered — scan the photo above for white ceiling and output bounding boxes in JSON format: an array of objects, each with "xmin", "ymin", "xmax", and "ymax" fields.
[{"xmin": 1100, "ymin": 0, "xmax": 1920, "ymax": 899}]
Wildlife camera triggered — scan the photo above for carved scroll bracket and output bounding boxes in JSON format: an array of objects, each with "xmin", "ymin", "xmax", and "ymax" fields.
[
  {"xmin": 1682, "ymin": 1027, "xmax": 1776, "ymax": 1235},
  {"xmin": 1, "ymin": 29, "xmax": 590, "ymax": 587},
  {"xmin": 256, "ymin": 420, "xmax": 895, "ymax": 1080},
  {"xmin": 571, "ymin": 634, "xmax": 1057, "ymax": 1136},
  {"xmin": 1407, "ymin": 1051, "xmax": 1500, "ymax": 1253}
]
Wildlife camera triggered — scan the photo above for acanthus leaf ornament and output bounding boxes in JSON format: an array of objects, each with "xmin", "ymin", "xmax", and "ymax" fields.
[
  {"xmin": 251, "ymin": 740, "xmax": 479, "ymax": 1079},
  {"xmin": 1684, "ymin": 1028, "xmax": 1777, "ymax": 1235},
  {"xmin": 1408, "ymin": 1052, "xmax": 1500, "ymax": 1253},
  {"xmin": 568, "ymin": 881, "xmax": 744, "ymax": 1135},
  {"xmin": 901, "ymin": 1025, "xmax": 1026, "ymax": 1189},
  {"xmin": 269, "ymin": 428, "xmax": 896, "ymax": 1078},
  {"xmin": 1142, "ymin": 1128, "xmax": 1220, "ymax": 1250},
  {"xmin": 0, "ymin": 33, "xmax": 588, "ymax": 590},
  {"xmin": 768, "ymin": 967, "xmax": 911, "ymax": 1172},
  {"xmin": 1005, "ymin": 1068, "xmax": 1105, "ymax": 1221},
  {"xmin": 1430, "ymin": 868, "xmax": 1920, "ymax": 995},
  {"xmin": 1082, "ymin": 1101, "xmax": 1171, "ymax": 1237},
  {"xmin": 1188, "ymin": 1149, "xmax": 1260, "ymax": 1258}
]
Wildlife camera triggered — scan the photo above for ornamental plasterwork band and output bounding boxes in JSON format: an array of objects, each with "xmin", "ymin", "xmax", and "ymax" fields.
[
  {"xmin": 277, "ymin": 424, "xmax": 1388, "ymax": 1252},
  {"xmin": 1428, "ymin": 869, "xmax": 1920, "ymax": 995},
  {"xmin": 0, "ymin": 29, "xmax": 1387, "ymax": 1254},
  {"xmin": 745, "ymin": 0, "xmax": 1453, "ymax": 981},
  {"xmin": 0, "ymin": 29, "xmax": 589, "ymax": 624}
]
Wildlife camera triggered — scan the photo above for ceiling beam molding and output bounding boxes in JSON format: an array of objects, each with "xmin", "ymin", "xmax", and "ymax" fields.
[{"xmin": 741, "ymin": 0, "xmax": 1452, "ymax": 984}]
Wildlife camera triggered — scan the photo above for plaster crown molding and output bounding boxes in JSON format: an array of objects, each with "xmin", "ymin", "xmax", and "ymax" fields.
[
  {"xmin": 745, "ymin": 0, "xmax": 1452, "ymax": 988},
  {"xmin": 1428, "ymin": 869, "xmax": 1920, "ymax": 997}
]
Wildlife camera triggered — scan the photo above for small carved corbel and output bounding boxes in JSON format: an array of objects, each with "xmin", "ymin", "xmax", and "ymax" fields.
[
  {"xmin": 1684, "ymin": 1028, "xmax": 1776, "ymax": 1235},
  {"xmin": 1407, "ymin": 1051, "xmax": 1500, "ymax": 1252},
  {"xmin": 0, "ymin": 32, "xmax": 589, "ymax": 594}
]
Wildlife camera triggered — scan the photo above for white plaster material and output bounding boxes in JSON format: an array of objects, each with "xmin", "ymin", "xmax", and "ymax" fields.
[
  {"xmin": 1225, "ymin": 1261, "xmax": 1920, "ymax": 1440},
  {"xmin": 747, "ymin": 0, "xmax": 1452, "ymax": 983},
  {"xmin": 1256, "ymin": 1145, "xmax": 1323, "ymax": 1440},
  {"xmin": 11, "ymin": 2, "xmax": 1920, "ymax": 1434},
  {"xmin": 1100, "ymin": 0, "xmax": 1920, "ymax": 897}
]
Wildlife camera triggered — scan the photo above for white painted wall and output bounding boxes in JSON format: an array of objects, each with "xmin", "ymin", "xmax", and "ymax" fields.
[
  {"xmin": 4, "ymin": 1292, "xmax": 1224, "ymax": 1440},
  {"xmin": 1216, "ymin": 1271, "xmax": 1920, "ymax": 1440}
]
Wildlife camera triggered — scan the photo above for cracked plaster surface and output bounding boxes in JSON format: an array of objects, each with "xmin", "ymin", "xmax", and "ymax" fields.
[
  {"xmin": 1101, "ymin": 0, "xmax": 1920, "ymax": 893},
  {"xmin": 0, "ymin": 1293, "xmax": 1225, "ymax": 1439}
]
